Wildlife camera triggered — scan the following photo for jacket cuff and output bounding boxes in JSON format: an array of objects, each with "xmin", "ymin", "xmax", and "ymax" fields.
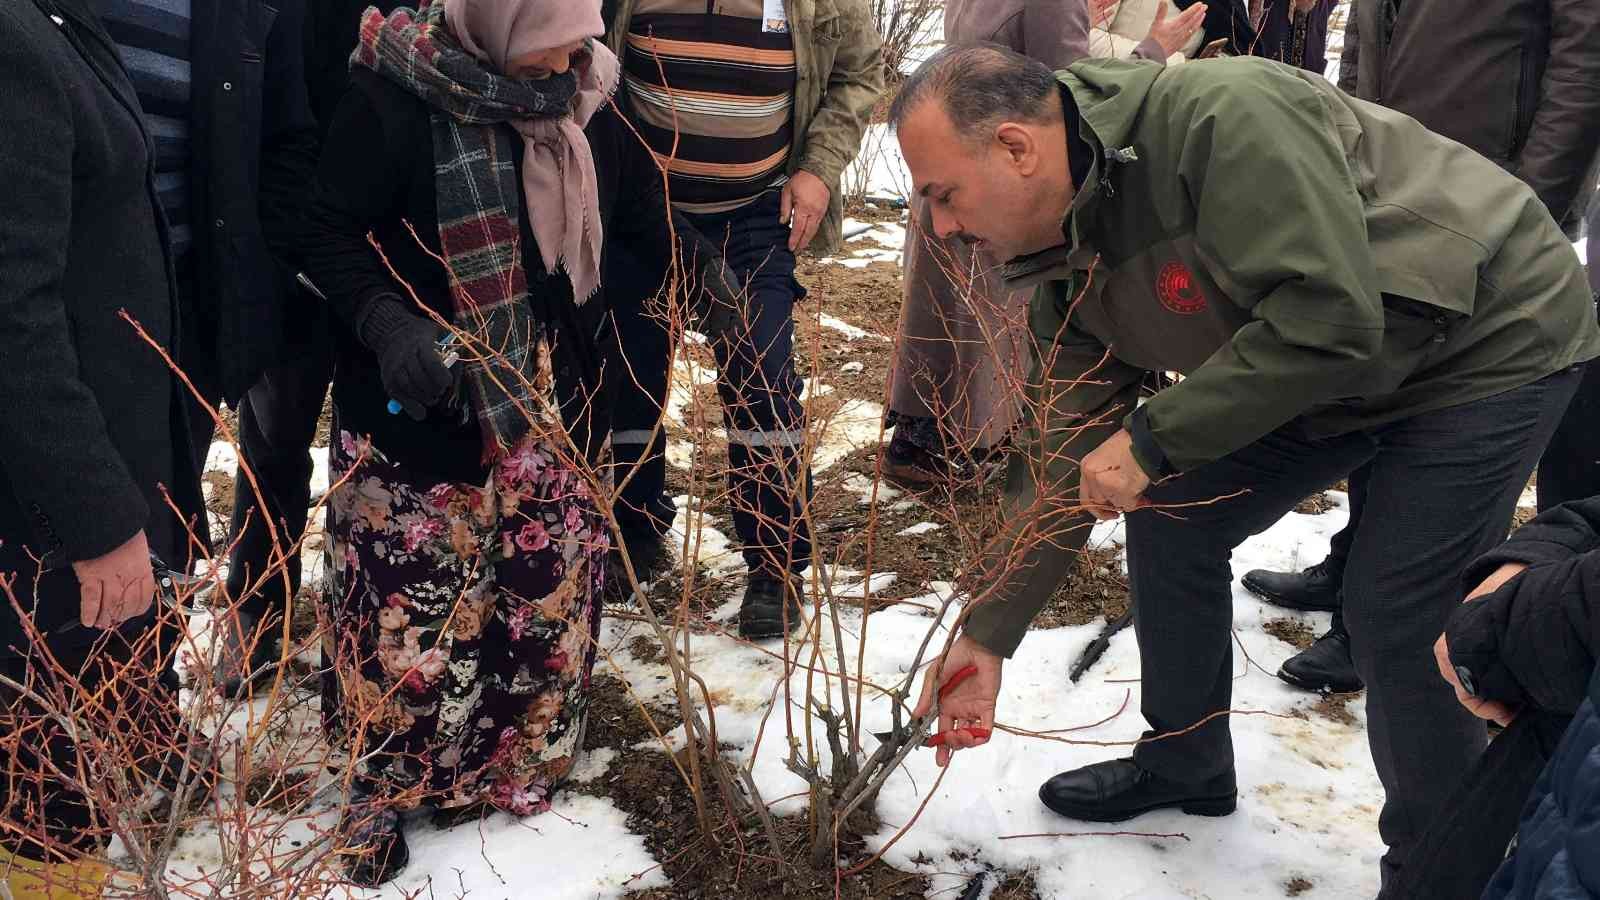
[
  {"xmin": 1131, "ymin": 37, "xmax": 1168, "ymax": 63},
  {"xmin": 1445, "ymin": 589, "xmax": 1532, "ymax": 709},
  {"xmin": 1125, "ymin": 406, "xmax": 1175, "ymax": 481},
  {"xmin": 961, "ymin": 599, "xmax": 1027, "ymax": 659}
]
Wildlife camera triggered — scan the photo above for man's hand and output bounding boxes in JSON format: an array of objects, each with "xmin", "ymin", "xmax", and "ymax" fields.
[
  {"xmin": 913, "ymin": 635, "xmax": 1003, "ymax": 768},
  {"xmin": 1292, "ymin": 0, "xmax": 1320, "ymax": 12},
  {"xmin": 1079, "ymin": 429, "xmax": 1152, "ymax": 521},
  {"xmin": 1147, "ymin": 3, "xmax": 1207, "ymax": 58},
  {"xmin": 71, "ymin": 530, "xmax": 156, "ymax": 630},
  {"xmin": 1432, "ymin": 561, "xmax": 1530, "ymax": 726},
  {"xmin": 1089, "ymin": 0, "xmax": 1120, "ymax": 29},
  {"xmin": 780, "ymin": 170, "xmax": 830, "ymax": 253}
]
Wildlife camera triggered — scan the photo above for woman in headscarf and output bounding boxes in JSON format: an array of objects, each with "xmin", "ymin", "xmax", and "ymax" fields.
[{"xmin": 298, "ymin": 0, "xmax": 725, "ymax": 884}]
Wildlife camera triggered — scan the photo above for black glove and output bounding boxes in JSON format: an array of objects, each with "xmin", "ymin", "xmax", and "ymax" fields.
[
  {"xmin": 691, "ymin": 258, "xmax": 745, "ymax": 341},
  {"xmin": 355, "ymin": 294, "xmax": 453, "ymax": 421}
]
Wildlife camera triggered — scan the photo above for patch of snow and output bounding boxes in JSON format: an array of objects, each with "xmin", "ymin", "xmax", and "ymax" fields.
[
  {"xmin": 837, "ymin": 472, "xmax": 903, "ymax": 505},
  {"xmin": 897, "ymin": 522, "xmax": 942, "ymax": 536},
  {"xmin": 841, "ymin": 361, "xmax": 866, "ymax": 374},
  {"xmin": 819, "ymin": 313, "xmax": 888, "ymax": 342}
]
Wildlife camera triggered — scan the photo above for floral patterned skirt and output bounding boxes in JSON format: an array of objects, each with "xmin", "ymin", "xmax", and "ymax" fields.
[{"xmin": 322, "ymin": 428, "xmax": 607, "ymax": 815}]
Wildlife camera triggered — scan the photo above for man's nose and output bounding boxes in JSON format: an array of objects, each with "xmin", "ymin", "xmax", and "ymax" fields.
[
  {"xmin": 929, "ymin": 205, "xmax": 961, "ymax": 241},
  {"xmin": 549, "ymin": 55, "xmax": 573, "ymax": 74}
]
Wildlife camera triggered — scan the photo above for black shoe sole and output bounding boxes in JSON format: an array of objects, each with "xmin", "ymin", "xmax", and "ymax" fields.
[
  {"xmin": 1276, "ymin": 666, "xmax": 1365, "ymax": 695},
  {"xmin": 1038, "ymin": 785, "xmax": 1237, "ymax": 823},
  {"xmin": 1239, "ymin": 575, "xmax": 1341, "ymax": 613},
  {"xmin": 738, "ymin": 615, "xmax": 802, "ymax": 641}
]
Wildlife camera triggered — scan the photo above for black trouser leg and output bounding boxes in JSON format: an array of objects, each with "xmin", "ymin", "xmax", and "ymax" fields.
[
  {"xmin": 1536, "ymin": 350, "xmax": 1600, "ymax": 511},
  {"xmin": 1344, "ymin": 368, "xmax": 1579, "ymax": 878},
  {"xmin": 225, "ymin": 346, "xmax": 335, "ymax": 620},
  {"xmin": 1126, "ymin": 425, "xmax": 1374, "ymax": 783}
]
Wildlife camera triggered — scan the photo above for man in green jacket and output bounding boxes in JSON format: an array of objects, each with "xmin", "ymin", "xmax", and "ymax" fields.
[
  {"xmin": 602, "ymin": 0, "xmax": 882, "ymax": 637},
  {"xmin": 890, "ymin": 45, "xmax": 1600, "ymax": 882}
]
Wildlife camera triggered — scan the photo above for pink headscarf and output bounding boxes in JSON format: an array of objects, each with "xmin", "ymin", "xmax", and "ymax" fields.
[{"xmin": 442, "ymin": 0, "xmax": 621, "ymax": 301}]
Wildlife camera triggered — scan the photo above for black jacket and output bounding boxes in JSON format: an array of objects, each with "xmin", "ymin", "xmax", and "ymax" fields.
[
  {"xmin": 184, "ymin": 0, "xmax": 320, "ymax": 401},
  {"xmin": 0, "ymin": 0, "xmax": 202, "ymax": 650},
  {"xmin": 1448, "ymin": 497, "xmax": 1600, "ymax": 717},
  {"xmin": 298, "ymin": 72, "xmax": 714, "ymax": 485}
]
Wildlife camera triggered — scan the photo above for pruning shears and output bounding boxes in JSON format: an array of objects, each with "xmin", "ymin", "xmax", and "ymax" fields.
[{"xmin": 874, "ymin": 664, "xmax": 993, "ymax": 749}]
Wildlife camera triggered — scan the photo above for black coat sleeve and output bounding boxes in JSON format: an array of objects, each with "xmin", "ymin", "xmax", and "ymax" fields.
[
  {"xmin": 1447, "ymin": 497, "xmax": 1600, "ymax": 715},
  {"xmin": 296, "ymin": 75, "xmax": 418, "ymax": 326},
  {"xmin": 0, "ymin": 24, "xmax": 148, "ymax": 562},
  {"xmin": 256, "ymin": 0, "xmax": 319, "ymax": 273}
]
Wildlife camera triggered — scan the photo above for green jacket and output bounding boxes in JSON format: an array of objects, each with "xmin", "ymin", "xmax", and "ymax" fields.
[
  {"xmin": 963, "ymin": 57, "xmax": 1600, "ymax": 657},
  {"xmin": 604, "ymin": 0, "xmax": 884, "ymax": 254}
]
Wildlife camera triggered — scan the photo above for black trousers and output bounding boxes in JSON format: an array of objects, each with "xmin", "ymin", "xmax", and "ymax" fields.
[
  {"xmin": 223, "ymin": 345, "xmax": 335, "ymax": 620},
  {"xmin": 1125, "ymin": 369, "xmax": 1580, "ymax": 877},
  {"xmin": 185, "ymin": 341, "xmax": 333, "ymax": 621}
]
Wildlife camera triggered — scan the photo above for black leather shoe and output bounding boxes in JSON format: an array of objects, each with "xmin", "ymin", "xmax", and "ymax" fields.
[
  {"xmin": 1039, "ymin": 758, "xmax": 1237, "ymax": 823},
  {"xmin": 737, "ymin": 573, "xmax": 803, "ymax": 640},
  {"xmin": 341, "ymin": 791, "xmax": 410, "ymax": 887},
  {"xmin": 1278, "ymin": 626, "xmax": 1364, "ymax": 693},
  {"xmin": 1241, "ymin": 557, "xmax": 1343, "ymax": 613}
]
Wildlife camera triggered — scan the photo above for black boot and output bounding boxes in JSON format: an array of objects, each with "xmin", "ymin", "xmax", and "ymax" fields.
[
  {"xmin": 1240, "ymin": 557, "xmax": 1343, "ymax": 612},
  {"xmin": 339, "ymin": 786, "xmax": 410, "ymax": 887},
  {"xmin": 1039, "ymin": 758, "xmax": 1236, "ymax": 823},
  {"xmin": 1278, "ymin": 623, "xmax": 1364, "ymax": 693},
  {"xmin": 737, "ymin": 572, "xmax": 803, "ymax": 640},
  {"xmin": 603, "ymin": 534, "xmax": 667, "ymax": 606}
]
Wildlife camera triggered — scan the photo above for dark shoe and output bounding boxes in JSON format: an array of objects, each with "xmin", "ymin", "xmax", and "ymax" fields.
[
  {"xmin": 737, "ymin": 573, "xmax": 803, "ymax": 640},
  {"xmin": 604, "ymin": 535, "xmax": 668, "ymax": 606},
  {"xmin": 1240, "ymin": 557, "xmax": 1343, "ymax": 613},
  {"xmin": 214, "ymin": 608, "xmax": 283, "ymax": 698},
  {"xmin": 1277, "ymin": 626, "xmax": 1364, "ymax": 693},
  {"xmin": 883, "ymin": 430, "xmax": 951, "ymax": 487},
  {"xmin": 340, "ymin": 791, "xmax": 409, "ymax": 887},
  {"xmin": 1039, "ymin": 758, "xmax": 1236, "ymax": 823}
]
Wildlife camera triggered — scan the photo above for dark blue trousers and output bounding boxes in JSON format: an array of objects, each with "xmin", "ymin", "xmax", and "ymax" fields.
[{"xmin": 608, "ymin": 192, "xmax": 812, "ymax": 575}]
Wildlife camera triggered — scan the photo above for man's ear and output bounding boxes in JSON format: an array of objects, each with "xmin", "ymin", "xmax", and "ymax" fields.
[{"xmin": 994, "ymin": 122, "xmax": 1039, "ymax": 176}]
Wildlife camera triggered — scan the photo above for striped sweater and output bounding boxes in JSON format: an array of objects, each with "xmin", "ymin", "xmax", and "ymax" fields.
[
  {"xmin": 98, "ymin": 0, "xmax": 194, "ymax": 262},
  {"xmin": 625, "ymin": 0, "xmax": 798, "ymax": 214}
]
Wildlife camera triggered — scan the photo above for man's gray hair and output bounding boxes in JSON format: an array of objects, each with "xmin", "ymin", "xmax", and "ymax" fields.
[{"xmin": 887, "ymin": 43, "xmax": 1061, "ymax": 142}]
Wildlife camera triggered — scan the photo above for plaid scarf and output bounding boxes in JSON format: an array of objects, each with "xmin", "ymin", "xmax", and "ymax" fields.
[{"xmin": 352, "ymin": 3, "xmax": 610, "ymax": 460}]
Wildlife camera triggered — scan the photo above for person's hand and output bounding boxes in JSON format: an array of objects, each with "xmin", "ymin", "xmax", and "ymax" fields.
[
  {"xmin": 1432, "ymin": 561, "xmax": 1530, "ymax": 726},
  {"xmin": 1089, "ymin": 0, "xmax": 1120, "ymax": 29},
  {"xmin": 1079, "ymin": 429, "xmax": 1153, "ymax": 521},
  {"xmin": 358, "ymin": 298, "xmax": 454, "ymax": 421},
  {"xmin": 1434, "ymin": 633, "xmax": 1521, "ymax": 726},
  {"xmin": 913, "ymin": 635, "xmax": 1004, "ymax": 768},
  {"xmin": 1292, "ymin": 0, "xmax": 1319, "ymax": 12},
  {"xmin": 1146, "ymin": 3, "xmax": 1207, "ymax": 58},
  {"xmin": 71, "ymin": 530, "xmax": 156, "ymax": 630},
  {"xmin": 780, "ymin": 170, "xmax": 830, "ymax": 253}
]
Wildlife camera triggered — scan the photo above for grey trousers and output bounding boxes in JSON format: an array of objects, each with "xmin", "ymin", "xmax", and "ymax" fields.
[{"xmin": 1122, "ymin": 367, "xmax": 1582, "ymax": 878}]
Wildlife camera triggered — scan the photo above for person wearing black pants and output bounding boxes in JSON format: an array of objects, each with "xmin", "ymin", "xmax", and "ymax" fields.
[
  {"xmin": 212, "ymin": 0, "xmax": 410, "ymax": 695},
  {"xmin": 1241, "ymin": 0, "xmax": 1600, "ymax": 695}
]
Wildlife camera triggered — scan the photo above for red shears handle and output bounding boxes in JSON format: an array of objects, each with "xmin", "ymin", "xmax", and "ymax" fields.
[{"xmin": 923, "ymin": 664, "xmax": 992, "ymax": 748}]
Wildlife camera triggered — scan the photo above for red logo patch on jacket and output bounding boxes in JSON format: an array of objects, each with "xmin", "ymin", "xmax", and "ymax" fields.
[{"xmin": 1157, "ymin": 262, "xmax": 1207, "ymax": 315}]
